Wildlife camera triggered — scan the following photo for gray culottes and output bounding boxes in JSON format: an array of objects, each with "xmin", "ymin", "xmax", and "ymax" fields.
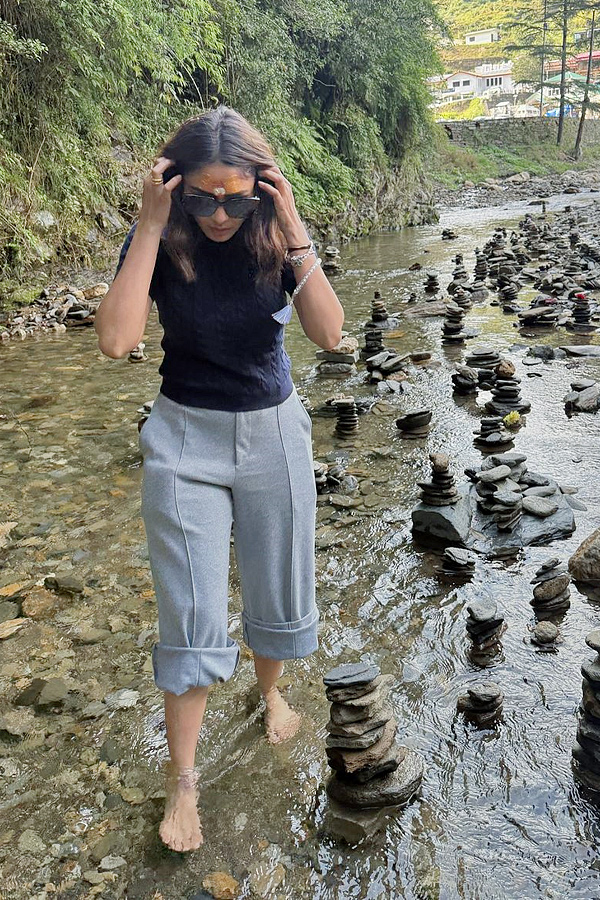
[{"xmin": 138, "ymin": 384, "xmax": 318, "ymax": 696}]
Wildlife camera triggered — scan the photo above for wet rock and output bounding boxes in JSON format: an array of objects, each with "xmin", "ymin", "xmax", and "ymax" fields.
[
  {"xmin": 531, "ymin": 622, "xmax": 559, "ymax": 646},
  {"xmin": 104, "ymin": 688, "xmax": 139, "ymax": 709},
  {"xmin": 326, "ymin": 749, "xmax": 423, "ymax": 809},
  {"xmin": 569, "ymin": 528, "xmax": 600, "ymax": 584},
  {"xmin": 99, "ymin": 738, "xmax": 125, "ymax": 764},
  {"xmin": 201, "ymin": 871, "xmax": 241, "ymax": 899},
  {"xmin": 323, "ymin": 662, "xmax": 381, "ymax": 688},
  {"xmin": 412, "ymin": 484, "xmax": 472, "ymax": 544}
]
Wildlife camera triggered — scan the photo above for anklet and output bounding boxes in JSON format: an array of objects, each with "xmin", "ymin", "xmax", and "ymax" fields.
[{"xmin": 164, "ymin": 760, "xmax": 201, "ymax": 792}]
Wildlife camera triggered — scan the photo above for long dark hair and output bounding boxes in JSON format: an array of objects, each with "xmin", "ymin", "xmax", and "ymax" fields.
[{"xmin": 157, "ymin": 106, "xmax": 286, "ymax": 289}]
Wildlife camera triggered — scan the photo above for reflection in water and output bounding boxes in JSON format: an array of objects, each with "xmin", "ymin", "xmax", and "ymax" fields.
[{"xmin": 2, "ymin": 194, "xmax": 600, "ymax": 897}]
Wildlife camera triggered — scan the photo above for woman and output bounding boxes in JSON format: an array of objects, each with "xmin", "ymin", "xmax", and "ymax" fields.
[{"xmin": 94, "ymin": 105, "xmax": 344, "ymax": 852}]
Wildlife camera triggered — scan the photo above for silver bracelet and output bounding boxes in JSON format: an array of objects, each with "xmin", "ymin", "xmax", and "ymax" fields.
[
  {"xmin": 288, "ymin": 241, "xmax": 316, "ymax": 268},
  {"xmin": 291, "ymin": 257, "xmax": 322, "ymax": 301}
]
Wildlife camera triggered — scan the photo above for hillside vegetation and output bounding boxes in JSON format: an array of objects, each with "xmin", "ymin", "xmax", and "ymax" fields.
[{"xmin": 0, "ymin": 0, "xmax": 440, "ymax": 295}]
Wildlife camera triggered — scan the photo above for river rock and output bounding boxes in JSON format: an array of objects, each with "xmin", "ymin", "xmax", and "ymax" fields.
[
  {"xmin": 326, "ymin": 749, "xmax": 424, "ymax": 809},
  {"xmin": 326, "ymin": 718, "xmax": 398, "ymax": 775},
  {"xmin": 533, "ymin": 573, "xmax": 570, "ymax": 601},
  {"xmin": 569, "ymin": 528, "xmax": 600, "ymax": 583},
  {"xmin": 323, "ymin": 662, "xmax": 381, "ymax": 688},
  {"xmin": 522, "ymin": 496, "xmax": 559, "ymax": 518},
  {"xmin": 326, "ymin": 675, "xmax": 383, "ymax": 703}
]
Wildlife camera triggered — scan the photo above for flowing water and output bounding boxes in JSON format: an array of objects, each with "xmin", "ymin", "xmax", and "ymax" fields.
[{"xmin": 2, "ymin": 192, "xmax": 600, "ymax": 899}]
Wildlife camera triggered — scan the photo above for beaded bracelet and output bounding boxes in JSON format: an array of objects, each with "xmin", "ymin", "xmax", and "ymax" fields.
[
  {"xmin": 272, "ymin": 257, "xmax": 322, "ymax": 324},
  {"xmin": 287, "ymin": 240, "xmax": 316, "ymax": 268}
]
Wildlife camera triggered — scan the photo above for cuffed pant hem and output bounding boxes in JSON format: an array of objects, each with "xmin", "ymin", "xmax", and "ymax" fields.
[
  {"xmin": 152, "ymin": 637, "xmax": 240, "ymax": 695},
  {"xmin": 242, "ymin": 606, "xmax": 319, "ymax": 659}
]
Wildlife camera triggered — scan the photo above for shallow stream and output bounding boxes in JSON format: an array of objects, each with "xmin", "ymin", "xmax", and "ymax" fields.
[{"xmin": 2, "ymin": 192, "xmax": 600, "ymax": 899}]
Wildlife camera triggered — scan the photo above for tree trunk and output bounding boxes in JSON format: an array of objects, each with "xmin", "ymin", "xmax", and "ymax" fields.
[
  {"xmin": 574, "ymin": 10, "xmax": 595, "ymax": 159},
  {"xmin": 557, "ymin": 0, "xmax": 569, "ymax": 145}
]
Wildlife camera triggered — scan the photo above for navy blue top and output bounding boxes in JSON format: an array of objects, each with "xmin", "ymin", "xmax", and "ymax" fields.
[{"xmin": 114, "ymin": 219, "xmax": 299, "ymax": 411}]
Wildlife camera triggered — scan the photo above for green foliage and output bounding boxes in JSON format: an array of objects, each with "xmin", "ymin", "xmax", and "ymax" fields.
[
  {"xmin": 437, "ymin": 97, "xmax": 489, "ymax": 119},
  {"xmin": 0, "ymin": 0, "xmax": 441, "ymax": 281}
]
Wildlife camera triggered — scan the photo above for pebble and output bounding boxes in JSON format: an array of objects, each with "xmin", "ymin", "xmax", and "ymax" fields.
[{"xmin": 532, "ymin": 622, "xmax": 559, "ymax": 645}]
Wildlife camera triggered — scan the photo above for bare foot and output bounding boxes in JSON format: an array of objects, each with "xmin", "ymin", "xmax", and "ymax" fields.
[
  {"xmin": 263, "ymin": 687, "xmax": 301, "ymax": 743},
  {"xmin": 158, "ymin": 762, "xmax": 203, "ymax": 852}
]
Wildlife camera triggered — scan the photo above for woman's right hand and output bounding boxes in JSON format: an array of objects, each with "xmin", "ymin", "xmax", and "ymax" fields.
[{"xmin": 138, "ymin": 156, "xmax": 183, "ymax": 233}]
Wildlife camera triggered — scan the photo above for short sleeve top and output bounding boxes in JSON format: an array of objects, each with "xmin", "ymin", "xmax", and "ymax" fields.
[{"xmin": 115, "ymin": 219, "xmax": 298, "ymax": 411}]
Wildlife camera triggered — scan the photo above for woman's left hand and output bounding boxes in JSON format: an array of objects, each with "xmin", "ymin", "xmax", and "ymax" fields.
[{"xmin": 257, "ymin": 165, "xmax": 309, "ymax": 246}]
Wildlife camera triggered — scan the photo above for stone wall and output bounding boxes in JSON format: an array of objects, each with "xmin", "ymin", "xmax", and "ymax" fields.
[{"xmin": 439, "ymin": 118, "xmax": 600, "ymax": 149}]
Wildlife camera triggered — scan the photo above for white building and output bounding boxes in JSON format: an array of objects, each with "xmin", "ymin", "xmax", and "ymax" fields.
[
  {"xmin": 432, "ymin": 62, "xmax": 514, "ymax": 102},
  {"xmin": 465, "ymin": 28, "xmax": 501, "ymax": 45}
]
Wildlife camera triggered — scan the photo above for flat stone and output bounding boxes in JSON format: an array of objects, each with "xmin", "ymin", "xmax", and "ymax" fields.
[
  {"xmin": 445, "ymin": 547, "xmax": 475, "ymax": 566},
  {"xmin": 326, "ymin": 675, "xmax": 382, "ymax": 703},
  {"xmin": 326, "ymin": 748, "xmax": 423, "ymax": 809},
  {"xmin": 340, "ymin": 675, "xmax": 394, "ymax": 709},
  {"xmin": 323, "ymin": 662, "xmax": 381, "ymax": 688},
  {"xmin": 326, "ymin": 718, "xmax": 397, "ymax": 774},
  {"xmin": 561, "ymin": 345, "xmax": 600, "ymax": 357},
  {"xmin": 467, "ymin": 681, "xmax": 503, "ymax": 706},
  {"xmin": 466, "ymin": 599, "xmax": 498, "ymax": 623},
  {"xmin": 490, "ymin": 452, "xmax": 528, "ymax": 466},
  {"xmin": 523, "ymin": 496, "xmax": 559, "ymax": 518},
  {"xmin": 478, "ymin": 465, "xmax": 511, "ymax": 483},
  {"xmin": 523, "ymin": 485, "xmax": 557, "ymax": 498},
  {"xmin": 327, "ymin": 706, "xmax": 393, "ymax": 739}
]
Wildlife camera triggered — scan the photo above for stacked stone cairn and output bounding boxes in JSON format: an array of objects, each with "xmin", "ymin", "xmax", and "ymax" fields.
[
  {"xmin": 465, "ymin": 347, "xmax": 502, "ymax": 389},
  {"xmin": 457, "ymin": 682, "xmax": 504, "ymax": 727},
  {"xmin": 569, "ymin": 291, "xmax": 595, "ymax": 332},
  {"xmin": 371, "ymin": 291, "xmax": 389, "ymax": 323},
  {"xmin": 518, "ymin": 296, "xmax": 561, "ymax": 329},
  {"xmin": 322, "ymin": 245, "xmax": 343, "ymax": 276},
  {"xmin": 316, "ymin": 336, "xmax": 359, "ymax": 378},
  {"xmin": 530, "ymin": 558, "xmax": 571, "ymax": 618},
  {"xmin": 564, "ymin": 378, "xmax": 600, "ymax": 415},
  {"xmin": 424, "ymin": 272, "xmax": 440, "ymax": 295},
  {"xmin": 442, "ymin": 301, "xmax": 467, "ymax": 344},
  {"xmin": 453, "ymin": 286, "xmax": 473, "ymax": 310},
  {"xmin": 465, "ymin": 599, "xmax": 506, "ymax": 652},
  {"xmin": 137, "ymin": 400, "xmax": 154, "ymax": 433},
  {"xmin": 128, "ymin": 341, "xmax": 147, "ymax": 363},
  {"xmin": 467, "ymin": 453, "xmax": 528, "ymax": 532},
  {"xmin": 530, "ymin": 620, "xmax": 560, "ymax": 651},
  {"xmin": 485, "ymin": 359, "xmax": 531, "ymax": 416},
  {"xmin": 314, "ymin": 460, "xmax": 357, "ymax": 495},
  {"xmin": 395, "ymin": 408, "xmax": 432, "ymax": 439},
  {"xmin": 498, "ymin": 277, "xmax": 521, "ymax": 313},
  {"xmin": 442, "ymin": 228, "xmax": 458, "ymax": 240},
  {"xmin": 438, "ymin": 547, "xmax": 476, "ymax": 582},
  {"xmin": 473, "ymin": 248, "xmax": 488, "ymax": 283},
  {"xmin": 572, "ymin": 630, "xmax": 600, "ymax": 789},
  {"xmin": 417, "ymin": 452, "xmax": 459, "ymax": 506},
  {"xmin": 473, "ymin": 415, "xmax": 514, "ymax": 452},
  {"xmin": 324, "ymin": 663, "xmax": 424, "ymax": 810},
  {"xmin": 365, "ymin": 350, "xmax": 409, "ymax": 385},
  {"xmin": 361, "ymin": 327, "xmax": 385, "ymax": 360},
  {"xmin": 452, "ymin": 365, "xmax": 479, "ymax": 396},
  {"xmin": 447, "ymin": 255, "xmax": 470, "ymax": 295},
  {"xmin": 333, "ymin": 397, "xmax": 360, "ymax": 438}
]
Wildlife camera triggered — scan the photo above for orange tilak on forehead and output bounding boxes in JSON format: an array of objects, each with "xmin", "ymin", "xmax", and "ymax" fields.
[{"xmin": 196, "ymin": 172, "xmax": 254, "ymax": 195}]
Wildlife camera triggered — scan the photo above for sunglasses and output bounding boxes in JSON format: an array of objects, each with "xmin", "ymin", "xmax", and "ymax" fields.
[{"xmin": 181, "ymin": 192, "xmax": 261, "ymax": 219}]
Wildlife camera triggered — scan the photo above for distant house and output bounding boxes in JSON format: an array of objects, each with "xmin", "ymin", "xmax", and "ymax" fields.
[
  {"xmin": 547, "ymin": 50, "xmax": 600, "ymax": 78},
  {"xmin": 434, "ymin": 63, "xmax": 514, "ymax": 100},
  {"xmin": 465, "ymin": 28, "xmax": 501, "ymax": 45}
]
